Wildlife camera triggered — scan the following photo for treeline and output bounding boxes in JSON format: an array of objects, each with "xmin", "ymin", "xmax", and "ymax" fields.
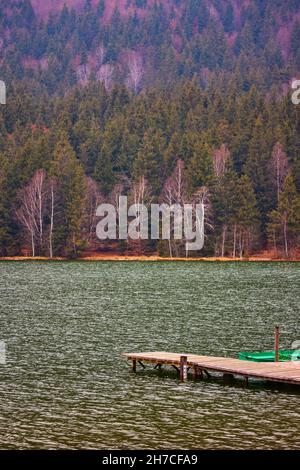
[
  {"xmin": 1, "ymin": 0, "xmax": 300, "ymax": 93},
  {"xmin": 0, "ymin": 78, "xmax": 300, "ymax": 258}
]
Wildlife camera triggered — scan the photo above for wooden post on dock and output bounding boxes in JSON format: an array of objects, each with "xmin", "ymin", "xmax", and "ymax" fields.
[
  {"xmin": 180, "ymin": 355, "xmax": 188, "ymax": 381},
  {"xmin": 275, "ymin": 326, "xmax": 280, "ymax": 362},
  {"xmin": 124, "ymin": 351, "xmax": 300, "ymax": 386},
  {"xmin": 193, "ymin": 365, "xmax": 199, "ymax": 380}
]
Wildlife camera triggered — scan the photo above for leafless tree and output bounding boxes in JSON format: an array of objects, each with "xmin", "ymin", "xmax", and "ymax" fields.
[
  {"xmin": 270, "ymin": 142, "xmax": 289, "ymax": 203},
  {"xmin": 163, "ymin": 160, "xmax": 186, "ymax": 205},
  {"xmin": 191, "ymin": 186, "xmax": 213, "ymax": 257},
  {"xmin": 130, "ymin": 175, "xmax": 150, "ymax": 208},
  {"xmin": 16, "ymin": 196, "xmax": 37, "ymax": 257},
  {"xmin": 96, "ymin": 64, "xmax": 115, "ymax": 89},
  {"xmin": 162, "ymin": 161, "xmax": 212, "ymax": 258},
  {"xmin": 232, "ymin": 224, "xmax": 237, "ymax": 258},
  {"xmin": 16, "ymin": 169, "xmax": 47, "ymax": 256},
  {"xmin": 35, "ymin": 169, "xmax": 46, "ymax": 251},
  {"xmin": 126, "ymin": 52, "xmax": 144, "ymax": 94},
  {"xmin": 128, "ymin": 176, "xmax": 152, "ymax": 253},
  {"xmin": 48, "ymin": 177, "xmax": 57, "ymax": 259},
  {"xmin": 77, "ymin": 64, "xmax": 91, "ymax": 85},
  {"xmin": 84, "ymin": 177, "xmax": 103, "ymax": 244},
  {"xmin": 162, "ymin": 160, "xmax": 186, "ymax": 257},
  {"xmin": 103, "ymin": 177, "xmax": 131, "ymax": 251},
  {"xmin": 213, "ymin": 144, "xmax": 230, "ymax": 180},
  {"xmin": 95, "ymin": 45, "xmax": 106, "ymax": 68}
]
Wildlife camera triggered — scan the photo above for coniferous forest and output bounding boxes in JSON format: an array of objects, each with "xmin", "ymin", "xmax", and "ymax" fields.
[{"xmin": 0, "ymin": 0, "xmax": 300, "ymax": 258}]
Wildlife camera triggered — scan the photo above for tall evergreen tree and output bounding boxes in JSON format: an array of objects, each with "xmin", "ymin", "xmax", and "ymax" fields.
[
  {"xmin": 186, "ymin": 140, "xmax": 213, "ymax": 193},
  {"xmin": 133, "ymin": 129, "xmax": 165, "ymax": 195},
  {"xmin": 267, "ymin": 175, "xmax": 300, "ymax": 258},
  {"xmin": 51, "ymin": 132, "xmax": 87, "ymax": 257}
]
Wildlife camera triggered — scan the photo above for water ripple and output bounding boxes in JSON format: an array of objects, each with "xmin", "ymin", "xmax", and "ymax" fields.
[{"xmin": 0, "ymin": 261, "xmax": 299, "ymax": 449}]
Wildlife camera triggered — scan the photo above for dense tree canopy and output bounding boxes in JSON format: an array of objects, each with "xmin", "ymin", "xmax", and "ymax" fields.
[
  {"xmin": 0, "ymin": 0, "xmax": 299, "ymax": 94},
  {"xmin": 0, "ymin": 1, "xmax": 300, "ymax": 258},
  {"xmin": 0, "ymin": 76, "xmax": 299, "ymax": 258}
]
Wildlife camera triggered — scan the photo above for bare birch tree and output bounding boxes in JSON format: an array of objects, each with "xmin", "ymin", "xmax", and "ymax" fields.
[
  {"xmin": 16, "ymin": 195, "xmax": 37, "ymax": 257},
  {"xmin": 213, "ymin": 144, "xmax": 230, "ymax": 180},
  {"xmin": 35, "ymin": 169, "xmax": 47, "ymax": 252},
  {"xmin": 16, "ymin": 169, "xmax": 47, "ymax": 256},
  {"xmin": 77, "ymin": 64, "xmax": 91, "ymax": 85},
  {"xmin": 191, "ymin": 186, "xmax": 213, "ymax": 257},
  {"xmin": 84, "ymin": 177, "xmax": 103, "ymax": 245},
  {"xmin": 48, "ymin": 177, "xmax": 56, "ymax": 259},
  {"xmin": 126, "ymin": 51, "xmax": 144, "ymax": 94},
  {"xmin": 162, "ymin": 160, "xmax": 186, "ymax": 257},
  {"xmin": 128, "ymin": 176, "xmax": 152, "ymax": 254},
  {"xmin": 95, "ymin": 45, "xmax": 106, "ymax": 68},
  {"xmin": 96, "ymin": 64, "xmax": 115, "ymax": 89},
  {"xmin": 270, "ymin": 142, "xmax": 289, "ymax": 203},
  {"xmin": 212, "ymin": 144, "xmax": 231, "ymax": 256}
]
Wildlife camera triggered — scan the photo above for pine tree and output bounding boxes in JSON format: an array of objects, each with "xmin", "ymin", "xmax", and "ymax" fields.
[
  {"xmin": 133, "ymin": 129, "xmax": 165, "ymax": 196},
  {"xmin": 211, "ymin": 147, "xmax": 237, "ymax": 257},
  {"xmin": 80, "ymin": 124, "xmax": 102, "ymax": 175},
  {"xmin": 97, "ymin": 0, "xmax": 105, "ymax": 17},
  {"xmin": 233, "ymin": 175, "xmax": 259, "ymax": 258},
  {"xmin": 244, "ymin": 116, "xmax": 274, "ymax": 231},
  {"xmin": 51, "ymin": 132, "xmax": 87, "ymax": 257},
  {"xmin": 186, "ymin": 140, "xmax": 213, "ymax": 194},
  {"xmin": 223, "ymin": 4, "xmax": 234, "ymax": 33},
  {"xmin": 267, "ymin": 175, "xmax": 300, "ymax": 258}
]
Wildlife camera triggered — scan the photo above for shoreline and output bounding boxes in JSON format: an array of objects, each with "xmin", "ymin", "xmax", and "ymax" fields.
[{"xmin": 0, "ymin": 255, "xmax": 299, "ymax": 262}]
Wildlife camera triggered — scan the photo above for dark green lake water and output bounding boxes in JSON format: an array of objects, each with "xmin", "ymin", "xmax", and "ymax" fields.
[{"xmin": 0, "ymin": 261, "xmax": 299, "ymax": 449}]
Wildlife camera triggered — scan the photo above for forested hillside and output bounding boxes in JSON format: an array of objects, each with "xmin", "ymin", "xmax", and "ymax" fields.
[
  {"xmin": 1, "ymin": 0, "xmax": 300, "ymax": 93},
  {"xmin": 1, "ymin": 79, "xmax": 300, "ymax": 258},
  {"xmin": 0, "ymin": 1, "xmax": 300, "ymax": 258}
]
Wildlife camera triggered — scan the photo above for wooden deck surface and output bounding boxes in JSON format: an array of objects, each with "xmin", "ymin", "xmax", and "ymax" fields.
[{"xmin": 123, "ymin": 351, "xmax": 300, "ymax": 385}]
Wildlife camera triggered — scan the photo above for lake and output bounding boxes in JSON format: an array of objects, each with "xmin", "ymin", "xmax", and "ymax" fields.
[{"xmin": 0, "ymin": 261, "xmax": 299, "ymax": 449}]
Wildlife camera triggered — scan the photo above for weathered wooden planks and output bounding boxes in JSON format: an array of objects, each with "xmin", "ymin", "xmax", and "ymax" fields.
[{"xmin": 123, "ymin": 351, "xmax": 300, "ymax": 386}]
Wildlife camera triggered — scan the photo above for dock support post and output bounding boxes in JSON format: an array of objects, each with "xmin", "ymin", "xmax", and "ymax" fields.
[
  {"xmin": 193, "ymin": 365, "xmax": 200, "ymax": 380},
  {"xmin": 275, "ymin": 325, "xmax": 280, "ymax": 362},
  {"xmin": 180, "ymin": 355, "xmax": 188, "ymax": 381},
  {"xmin": 132, "ymin": 359, "xmax": 137, "ymax": 372}
]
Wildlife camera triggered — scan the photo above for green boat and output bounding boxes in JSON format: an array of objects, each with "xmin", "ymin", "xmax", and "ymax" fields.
[{"xmin": 238, "ymin": 349, "xmax": 300, "ymax": 362}]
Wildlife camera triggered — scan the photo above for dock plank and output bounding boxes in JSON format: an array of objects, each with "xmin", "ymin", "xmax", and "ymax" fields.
[{"xmin": 123, "ymin": 351, "xmax": 300, "ymax": 385}]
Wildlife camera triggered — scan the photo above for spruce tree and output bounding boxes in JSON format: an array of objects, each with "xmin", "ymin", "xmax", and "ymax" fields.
[
  {"xmin": 51, "ymin": 132, "xmax": 87, "ymax": 257},
  {"xmin": 267, "ymin": 175, "xmax": 300, "ymax": 258},
  {"xmin": 133, "ymin": 129, "xmax": 165, "ymax": 195},
  {"xmin": 186, "ymin": 140, "xmax": 213, "ymax": 194},
  {"xmin": 233, "ymin": 175, "xmax": 259, "ymax": 258}
]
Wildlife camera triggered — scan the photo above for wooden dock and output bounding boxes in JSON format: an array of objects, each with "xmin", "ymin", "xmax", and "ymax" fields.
[{"xmin": 123, "ymin": 352, "xmax": 300, "ymax": 386}]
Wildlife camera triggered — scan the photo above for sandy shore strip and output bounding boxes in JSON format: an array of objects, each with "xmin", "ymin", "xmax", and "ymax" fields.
[{"xmin": 0, "ymin": 255, "xmax": 299, "ymax": 262}]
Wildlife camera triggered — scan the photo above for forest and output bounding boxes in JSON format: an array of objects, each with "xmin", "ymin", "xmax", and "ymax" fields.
[
  {"xmin": 1, "ymin": 0, "xmax": 300, "ymax": 93},
  {"xmin": 0, "ymin": 0, "xmax": 300, "ymax": 258},
  {"xmin": 0, "ymin": 78, "xmax": 300, "ymax": 258}
]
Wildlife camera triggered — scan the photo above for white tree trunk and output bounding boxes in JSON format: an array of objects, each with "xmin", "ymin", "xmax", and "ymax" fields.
[
  {"xmin": 283, "ymin": 217, "xmax": 289, "ymax": 258},
  {"xmin": 239, "ymin": 229, "xmax": 244, "ymax": 259},
  {"xmin": 273, "ymin": 230, "xmax": 277, "ymax": 257},
  {"xmin": 49, "ymin": 180, "xmax": 54, "ymax": 258},
  {"xmin": 232, "ymin": 224, "xmax": 237, "ymax": 258},
  {"xmin": 31, "ymin": 232, "xmax": 35, "ymax": 257},
  {"xmin": 221, "ymin": 224, "xmax": 227, "ymax": 257}
]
